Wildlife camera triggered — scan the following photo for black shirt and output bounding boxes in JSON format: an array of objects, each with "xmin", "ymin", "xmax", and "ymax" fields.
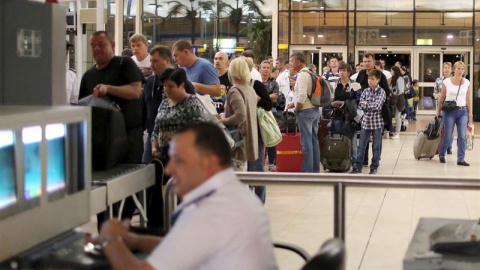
[
  {"xmin": 212, "ymin": 71, "xmax": 232, "ymax": 114},
  {"xmin": 79, "ymin": 56, "xmax": 143, "ymax": 163}
]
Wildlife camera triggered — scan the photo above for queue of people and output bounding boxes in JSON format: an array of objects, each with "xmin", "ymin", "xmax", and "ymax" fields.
[{"xmin": 72, "ymin": 30, "xmax": 474, "ymax": 269}]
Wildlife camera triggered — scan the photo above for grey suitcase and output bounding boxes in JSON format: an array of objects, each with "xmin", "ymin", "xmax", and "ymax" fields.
[{"xmin": 413, "ymin": 130, "xmax": 441, "ymax": 160}]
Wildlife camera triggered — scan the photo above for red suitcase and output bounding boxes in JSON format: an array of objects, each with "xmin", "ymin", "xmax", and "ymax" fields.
[{"xmin": 276, "ymin": 133, "xmax": 303, "ymax": 172}]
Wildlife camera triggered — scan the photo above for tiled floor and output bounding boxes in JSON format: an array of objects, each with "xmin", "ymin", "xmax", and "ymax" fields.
[
  {"xmin": 79, "ymin": 114, "xmax": 480, "ymax": 270},
  {"xmin": 267, "ymin": 115, "xmax": 480, "ymax": 270}
]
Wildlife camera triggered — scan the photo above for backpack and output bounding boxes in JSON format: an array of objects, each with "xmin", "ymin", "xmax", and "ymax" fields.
[
  {"xmin": 301, "ymin": 70, "xmax": 333, "ymax": 107},
  {"xmin": 404, "ymin": 76, "xmax": 416, "ymax": 98}
]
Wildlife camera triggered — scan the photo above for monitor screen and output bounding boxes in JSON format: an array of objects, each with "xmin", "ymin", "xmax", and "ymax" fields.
[
  {"xmin": 46, "ymin": 124, "xmax": 66, "ymax": 194},
  {"xmin": 23, "ymin": 126, "xmax": 42, "ymax": 200},
  {"xmin": 0, "ymin": 130, "xmax": 17, "ymax": 210}
]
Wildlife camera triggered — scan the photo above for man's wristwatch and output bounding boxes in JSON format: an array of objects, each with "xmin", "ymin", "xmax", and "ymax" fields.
[{"xmin": 100, "ymin": 235, "xmax": 123, "ymax": 249}]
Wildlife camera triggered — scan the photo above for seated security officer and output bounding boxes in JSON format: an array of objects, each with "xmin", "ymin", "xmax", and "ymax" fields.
[{"xmin": 98, "ymin": 122, "xmax": 278, "ymax": 270}]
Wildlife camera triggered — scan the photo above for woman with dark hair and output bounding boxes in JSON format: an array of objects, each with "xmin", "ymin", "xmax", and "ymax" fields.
[
  {"xmin": 437, "ymin": 61, "xmax": 472, "ymax": 166},
  {"xmin": 400, "ymin": 66, "xmax": 413, "ymax": 120},
  {"xmin": 151, "ymin": 68, "xmax": 208, "ymax": 162},
  {"xmin": 389, "ymin": 66, "xmax": 405, "ymax": 140}
]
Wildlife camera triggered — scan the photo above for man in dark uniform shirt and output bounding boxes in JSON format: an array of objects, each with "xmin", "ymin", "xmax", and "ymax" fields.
[
  {"xmin": 79, "ymin": 30, "xmax": 142, "ymax": 226},
  {"xmin": 213, "ymin": 51, "xmax": 232, "ymax": 114}
]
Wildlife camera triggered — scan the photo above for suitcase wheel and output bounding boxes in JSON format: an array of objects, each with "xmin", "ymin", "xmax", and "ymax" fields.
[
  {"xmin": 417, "ymin": 158, "xmax": 420, "ymax": 161},
  {"xmin": 430, "ymin": 157, "xmax": 432, "ymax": 160}
]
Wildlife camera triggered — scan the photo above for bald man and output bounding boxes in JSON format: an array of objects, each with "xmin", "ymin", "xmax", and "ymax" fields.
[{"xmin": 213, "ymin": 51, "xmax": 232, "ymax": 114}]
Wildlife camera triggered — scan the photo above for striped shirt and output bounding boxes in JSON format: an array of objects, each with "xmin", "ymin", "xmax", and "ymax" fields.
[{"xmin": 359, "ymin": 84, "xmax": 386, "ymax": 130}]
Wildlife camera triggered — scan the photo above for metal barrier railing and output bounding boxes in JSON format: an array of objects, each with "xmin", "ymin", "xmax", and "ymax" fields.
[{"xmin": 164, "ymin": 172, "xmax": 480, "ymax": 241}]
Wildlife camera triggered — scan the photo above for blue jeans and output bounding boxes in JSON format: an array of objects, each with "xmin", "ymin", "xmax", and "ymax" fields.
[
  {"xmin": 296, "ymin": 107, "xmax": 320, "ymax": 172},
  {"xmin": 248, "ymin": 136, "xmax": 265, "ymax": 203},
  {"xmin": 404, "ymin": 95, "xmax": 411, "ymax": 119},
  {"xmin": 142, "ymin": 133, "xmax": 152, "ymax": 164},
  {"xmin": 440, "ymin": 108, "xmax": 468, "ymax": 161},
  {"xmin": 355, "ymin": 128, "xmax": 382, "ymax": 170},
  {"xmin": 412, "ymin": 101, "xmax": 418, "ymax": 118},
  {"xmin": 351, "ymin": 131, "xmax": 358, "ymax": 165}
]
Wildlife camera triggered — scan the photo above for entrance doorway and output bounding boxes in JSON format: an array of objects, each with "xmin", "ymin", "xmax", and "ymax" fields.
[
  {"xmin": 290, "ymin": 46, "xmax": 347, "ymax": 75},
  {"xmin": 355, "ymin": 46, "xmax": 473, "ymax": 116}
]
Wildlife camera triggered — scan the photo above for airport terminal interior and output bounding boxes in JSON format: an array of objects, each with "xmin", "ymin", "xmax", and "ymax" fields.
[{"xmin": 3, "ymin": 0, "xmax": 480, "ymax": 270}]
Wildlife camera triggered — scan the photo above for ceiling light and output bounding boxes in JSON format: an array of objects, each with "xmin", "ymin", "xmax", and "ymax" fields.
[
  {"xmin": 318, "ymin": 34, "xmax": 323, "ymax": 38},
  {"xmin": 381, "ymin": 35, "xmax": 387, "ymax": 38},
  {"xmin": 447, "ymin": 35, "xmax": 453, "ymax": 39}
]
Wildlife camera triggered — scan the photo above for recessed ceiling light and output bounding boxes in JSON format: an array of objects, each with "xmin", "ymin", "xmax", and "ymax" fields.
[
  {"xmin": 318, "ymin": 34, "xmax": 323, "ymax": 38},
  {"xmin": 302, "ymin": 35, "xmax": 306, "ymax": 38},
  {"xmin": 447, "ymin": 35, "xmax": 454, "ymax": 39},
  {"xmin": 381, "ymin": 35, "xmax": 387, "ymax": 38}
]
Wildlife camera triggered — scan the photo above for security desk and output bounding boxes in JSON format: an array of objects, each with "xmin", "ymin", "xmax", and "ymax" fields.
[{"xmin": 404, "ymin": 217, "xmax": 480, "ymax": 270}]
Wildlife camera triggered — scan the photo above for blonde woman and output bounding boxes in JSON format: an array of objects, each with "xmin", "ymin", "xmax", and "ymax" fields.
[
  {"xmin": 219, "ymin": 58, "xmax": 259, "ymax": 171},
  {"xmin": 436, "ymin": 61, "xmax": 472, "ymax": 166}
]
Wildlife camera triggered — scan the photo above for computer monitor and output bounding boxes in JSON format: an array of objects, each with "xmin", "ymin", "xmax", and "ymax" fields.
[
  {"xmin": 0, "ymin": 130, "xmax": 17, "ymax": 212},
  {"xmin": 45, "ymin": 123, "xmax": 66, "ymax": 195},
  {"xmin": 22, "ymin": 126, "xmax": 42, "ymax": 200}
]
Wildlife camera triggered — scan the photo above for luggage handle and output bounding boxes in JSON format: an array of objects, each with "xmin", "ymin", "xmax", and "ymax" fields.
[{"xmin": 284, "ymin": 111, "xmax": 298, "ymax": 136}]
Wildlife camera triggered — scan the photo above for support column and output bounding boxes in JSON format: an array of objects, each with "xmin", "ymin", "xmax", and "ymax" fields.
[{"xmin": 114, "ymin": 0, "xmax": 124, "ymax": 55}]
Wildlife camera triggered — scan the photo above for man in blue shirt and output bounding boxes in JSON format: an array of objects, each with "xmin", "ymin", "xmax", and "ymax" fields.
[{"xmin": 172, "ymin": 40, "xmax": 221, "ymax": 97}]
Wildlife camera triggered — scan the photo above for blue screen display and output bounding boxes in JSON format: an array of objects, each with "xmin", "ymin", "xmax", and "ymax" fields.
[
  {"xmin": 46, "ymin": 124, "xmax": 66, "ymax": 193},
  {"xmin": 0, "ymin": 130, "xmax": 17, "ymax": 209},
  {"xmin": 23, "ymin": 126, "xmax": 42, "ymax": 200}
]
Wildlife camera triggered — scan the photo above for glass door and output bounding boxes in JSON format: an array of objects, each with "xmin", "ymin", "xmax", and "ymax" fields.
[
  {"xmin": 290, "ymin": 46, "xmax": 347, "ymax": 75},
  {"xmin": 414, "ymin": 47, "xmax": 473, "ymax": 115},
  {"xmin": 355, "ymin": 46, "xmax": 414, "ymax": 72}
]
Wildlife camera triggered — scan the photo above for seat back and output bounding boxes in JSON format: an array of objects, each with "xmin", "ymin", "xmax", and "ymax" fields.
[{"xmin": 301, "ymin": 239, "xmax": 345, "ymax": 270}]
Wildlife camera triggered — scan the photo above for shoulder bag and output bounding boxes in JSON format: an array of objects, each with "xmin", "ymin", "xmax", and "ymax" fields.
[{"xmin": 442, "ymin": 79, "xmax": 462, "ymax": 112}]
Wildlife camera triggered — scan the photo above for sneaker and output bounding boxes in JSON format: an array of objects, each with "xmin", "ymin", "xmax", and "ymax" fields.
[
  {"xmin": 447, "ymin": 148, "xmax": 453, "ymax": 155},
  {"xmin": 350, "ymin": 168, "xmax": 362, "ymax": 174},
  {"xmin": 369, "ymin": 169, "xmax": 377, "ymax": 175},
  {"xmin": 390, "ymin": 134, "xmax": 399, "ymax": 140},
  {"xmin": 268, "ymin": 164, "xmax": 277, "ymax": 172},
  {"xmin": 439, "ymin": 156, "xmax": 446, "ymax": 163}
]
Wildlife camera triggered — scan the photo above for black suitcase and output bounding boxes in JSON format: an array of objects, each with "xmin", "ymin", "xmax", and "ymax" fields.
[{"xmin": 321, "ymin": 134, "xmax": 352, "ymax": 172}]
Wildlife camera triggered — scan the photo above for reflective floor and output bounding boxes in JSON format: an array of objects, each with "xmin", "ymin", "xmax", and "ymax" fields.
[
  {"xmin": 268, "ymin": 115, "xmax": 480, "ymax": 270},
  {"xmin": 79, "ymin": 115, "xmax": 480, "ymax": 270}
]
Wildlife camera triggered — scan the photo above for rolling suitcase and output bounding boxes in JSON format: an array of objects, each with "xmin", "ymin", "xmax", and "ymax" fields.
[
  {"xmin": 276, "ymin": 132, "xmax": 303, "ymax": 172},
  {"xmin": 322, "ymin": 134, "xmax": 352, "ymax": 172},
  {"xmin": 413, "ymin": 130, "xmax": 441, "ymax": 160}
]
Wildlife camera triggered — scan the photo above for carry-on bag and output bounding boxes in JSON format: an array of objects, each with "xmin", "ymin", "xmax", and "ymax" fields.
[
  {"xmin": 276, "ymin": 116, "xmax": 302, "ymax": 172},
  {"xmin": 321, "ymin": 134, "xmax": 352, "ymax": 172},
  {"xmin": 413, "ymin": 130, "xmax": 442, "ymax": 160}
]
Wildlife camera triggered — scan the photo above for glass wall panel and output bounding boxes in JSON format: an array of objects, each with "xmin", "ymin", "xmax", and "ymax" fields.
[
  {"xmin": 278, "ymin": 12, "xmax": 289, "ymax": 48},
  {"xmin": 279, "ymin": 0, "xmax": 289, "ymax": 11},
  {"xmin": 416, "ymin": 0, "xmax": 473, "ymax": 11},
  {"xmin": 416, "ymin": 12, "xmax": 473, "ymax": 46},
  {"xmin": 291, "ymin": 0, "xmax": 347, "ymax": 11},
  {"xmin": 355, "ymin": 0, "xmax": 414, "ymax": 11},
  {"xmin": 356, "ymin": 12, "xmax": 413, "ymax": 45},
  {"xmin": 290, "ymin": 12, "xmax": 347, "ymax": 44},
  {"xmin": 348, "ymin": 12, "xmax": 355, "ymax": 64},
  {"xmin": 476, "ymin": 12, "xmax": 480, "ymax": 62},
  {"xmin": 477, "ymin": 0, "xmax": 480, "ymax": 10}
]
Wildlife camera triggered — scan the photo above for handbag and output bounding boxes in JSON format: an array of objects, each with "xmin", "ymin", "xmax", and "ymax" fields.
[
  {"xmin": 224, "ymin": 87, "xmax": 247, "ymax": 149},
  {"xmin": 442, "ymin": 79, "xmax": 462, "ymax": 112},
  {"xmin": 257, "ymin": 107, "xmax": 282, "ymax": 147},
  {"xmin": 467, "ymin": 124, "xmax": 474, "ymax": 151},
  {"xmin": 196, "ymin": 95, "xmax": 236, "ymax": 149}
]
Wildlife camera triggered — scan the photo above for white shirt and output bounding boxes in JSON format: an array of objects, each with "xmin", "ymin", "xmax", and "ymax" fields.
[
  {"xmin": 66, "ymin": 69, "xmax": 78, "ymax": 104},
  {"xmin": 276, "ymin": 69, "xmax": 290, "ymax": 98},
  {"xmin": 382, "ymin": 70, "xmax": 392, "ymax": 80},
  {"xmin": 250, "ymin": 67, "xmax": 262, "ymax": 82},
  {"xmin": 293, "ymin": 67, "xmax": 314, "ymax": 110},
  {"xmin": 147, "ymin": 168, "xmax": 278, "ymax": 270},
  {"xmin": 132, "ymin": 54, "xmax": 152, "ymax": 79},
  {"xmin": 443, "ymin": 77, "xmax": 470, "ymax": 107},
  {"xmin": 350, "ymin": 72, "xmax": 359, "ymax": 81}
]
